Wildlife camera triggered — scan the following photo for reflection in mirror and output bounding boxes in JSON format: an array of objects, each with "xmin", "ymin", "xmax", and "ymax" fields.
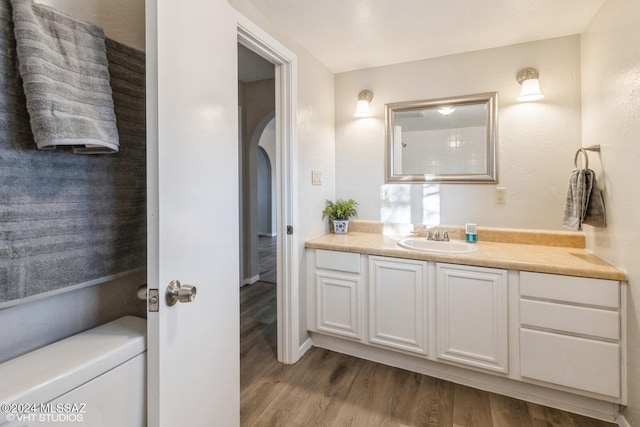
[{"xmin": 385, "ymin": 92, "xmax": 498, "ymax": 183}]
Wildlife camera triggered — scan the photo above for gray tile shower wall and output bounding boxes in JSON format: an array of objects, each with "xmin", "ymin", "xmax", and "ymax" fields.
[{"xmin": 0, "ymin": 0, "xmax": 146, "ymax": 304}]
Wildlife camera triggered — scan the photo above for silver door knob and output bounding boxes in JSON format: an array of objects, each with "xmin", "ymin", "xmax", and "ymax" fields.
[{"xmin": 166, "ymin": 280, "xmax": 197, "ymax": 306}]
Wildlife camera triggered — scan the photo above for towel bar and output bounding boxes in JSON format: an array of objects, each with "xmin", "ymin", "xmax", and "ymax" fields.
[{"xmin": 574, "ymin": 145, "xmax": 601, "ymax": 170}]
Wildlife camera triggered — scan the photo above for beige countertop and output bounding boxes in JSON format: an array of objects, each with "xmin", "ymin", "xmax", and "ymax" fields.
[{"xmin": 305, "ymin": 231, "xmax": 626, "ymax": 281}]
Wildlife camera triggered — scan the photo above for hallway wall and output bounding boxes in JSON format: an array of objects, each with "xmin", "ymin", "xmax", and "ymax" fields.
[
  {"xmin": 258, "ymin": 119, "xmax": 277, "ymax": 235},
  {"xmin": 257, "ymin": 146, "xmax": 273, "ymax": 236},
  {"xmin": 239, "ymin": 78, "xmax": 275, "ymax": 284}
]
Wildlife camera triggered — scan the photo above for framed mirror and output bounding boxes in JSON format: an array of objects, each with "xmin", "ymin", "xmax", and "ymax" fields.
[{"xmin": 385, "ymin": 92, "xmax": 498, "ymax": 183}]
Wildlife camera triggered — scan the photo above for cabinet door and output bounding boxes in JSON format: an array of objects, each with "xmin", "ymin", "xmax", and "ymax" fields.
[
  {"xmin": 436, "ymin": 263, "xmax": 508, "ymax": 374},
  {"xmin": 316, "ymin": 272, "xmax": 362, "ymax": 340},
  {"xmin": 368, "ymin": 257, "xmax": 427, "ymax": 355}
]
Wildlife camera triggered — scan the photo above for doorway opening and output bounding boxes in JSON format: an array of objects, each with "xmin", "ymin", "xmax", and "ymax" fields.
[
  {"xmin": 238, "ymin": 43, "xmax": 276, "ymax": 289},
  {"xmin": 238, "ymin": 42, "xmax": 278, "ymax": 370},
  {"xmin": 237, "ymin": 19, "xmax": 302, "ymax": 366}
]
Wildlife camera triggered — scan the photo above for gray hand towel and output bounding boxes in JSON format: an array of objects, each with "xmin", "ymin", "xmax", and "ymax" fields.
[
  {"xmin": 583, "ymin": 171, "xmax": 606, "ymax": 227},
  {"xmin": 562, "ymin": 168, "xmax": 606, "ymax": 230},
  {"xmin": 562, "ymin": 169, "xmax": 593, "ymax": 230},
  {"xmin": 10, "ymin": 0, "xmax": 119, "ymax": 153}
]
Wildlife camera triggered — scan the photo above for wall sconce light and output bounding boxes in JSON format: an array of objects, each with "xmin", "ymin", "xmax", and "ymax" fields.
[
  {"xmin": 354, "ymin": 90, "xmax": 373, "ymax": 117},
  {"xmin": 516, "ymin": 67, "xmax": 544, "ymax": 102}
]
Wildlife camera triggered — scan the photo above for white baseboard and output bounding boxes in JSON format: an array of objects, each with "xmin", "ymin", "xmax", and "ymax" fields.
[
  {"xmin": 240, "ymin": 274, "xmax": 260, "ymax": 287},
  {"xmin": 617, "ymin": 414, "xmax": 631, "ymax": 427},
  {"xmin": 297, "ymin": 336, "xmax": 313, "ymax": 360}
]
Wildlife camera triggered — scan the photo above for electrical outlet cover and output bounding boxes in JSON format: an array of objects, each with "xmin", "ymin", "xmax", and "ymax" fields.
[{"xmin": 496, "ymin": 187, "xmax": 506, "ymax": 204}]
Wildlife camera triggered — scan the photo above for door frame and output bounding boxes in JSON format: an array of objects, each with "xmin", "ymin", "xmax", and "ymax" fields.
[{"xmin": 237, "ymin": 17, "xmax": 301, "ymax": 363}]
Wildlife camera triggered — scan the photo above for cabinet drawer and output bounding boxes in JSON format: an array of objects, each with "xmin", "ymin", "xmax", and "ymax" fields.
[
  {"xmin": 520, "ymin": 299, "xmax": 619, "ymax": 340},
  {"xmin": 520, "ymin": 328, "xmax": 620, "ymax": 398},
  {"xmin": 520, "ymin": 272, "xmax": 619, "ymax": 308},
  {"xmin": 316, "ymin": 249, "xmax": 360, "ymax": 273}
]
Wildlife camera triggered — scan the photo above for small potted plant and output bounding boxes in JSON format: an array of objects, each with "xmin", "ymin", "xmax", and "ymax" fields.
[{"xmin": 322, "ymin": 198, "xmax": 358, "ymax": 234}]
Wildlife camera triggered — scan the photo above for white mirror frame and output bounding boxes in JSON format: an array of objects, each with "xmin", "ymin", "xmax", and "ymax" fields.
[{"xmin": 385, "ymin": 92, "xmax": 498, "ymax": 184}]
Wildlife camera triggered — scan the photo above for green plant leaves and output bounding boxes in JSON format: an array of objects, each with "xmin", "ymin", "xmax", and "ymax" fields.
[{"xmin": 322, "ymin": 198, "xmax": 359, "ymax": 221}]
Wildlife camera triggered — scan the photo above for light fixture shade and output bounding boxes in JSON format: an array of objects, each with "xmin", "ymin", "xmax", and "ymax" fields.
[
  {"xmin": 354, "ymin": 99, "xmax": 371, "ymax": 117},
  {"xmin": 354, "ymin": 89, "xmax": 373, "ymax": 117},
  {"xmin": 516, "ymin": 67, "xmax": 544, "ymax": 102},
  {"xmin": 518, "ymin": 78, "xmax": 544, "ymax": 102}
]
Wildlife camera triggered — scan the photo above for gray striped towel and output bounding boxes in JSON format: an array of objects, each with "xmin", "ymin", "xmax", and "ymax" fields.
[
  {"xmin": 582, "ymin": 171, "xmax": 606, "ymax": 228},
  {"xmin": 10, "ymin": 0, "xmax": 119, "ymax": 153},
  {"xmin": 562, "ymin": 168, "xmax": 606, "ymax": 230}
]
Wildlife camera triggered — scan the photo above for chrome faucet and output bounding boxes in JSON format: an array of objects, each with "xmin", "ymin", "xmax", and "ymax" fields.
[{"xmin": 427, "ymin": 230, "xmax": 456, "ymax": 241}]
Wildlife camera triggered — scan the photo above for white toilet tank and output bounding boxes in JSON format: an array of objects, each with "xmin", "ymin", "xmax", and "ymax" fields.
[{"xmin": 0, "ymin": 316, "xmax": 146, "ymax": 427}]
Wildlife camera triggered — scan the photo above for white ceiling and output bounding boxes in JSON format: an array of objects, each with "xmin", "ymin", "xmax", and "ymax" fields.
[{"xmin": 245, "ymin": 0, "xmax": 606, "ymax": 73}]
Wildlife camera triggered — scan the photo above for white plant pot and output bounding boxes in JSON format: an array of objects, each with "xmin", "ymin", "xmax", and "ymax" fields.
[{"xmin": 333, "ymin": 220, "xmax": 349, "ymax": 234}]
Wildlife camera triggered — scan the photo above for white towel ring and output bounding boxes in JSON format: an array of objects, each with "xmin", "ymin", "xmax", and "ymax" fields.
[{"xmin": 574, "ymin": 148, "xmax": 589, "ymax": 170}]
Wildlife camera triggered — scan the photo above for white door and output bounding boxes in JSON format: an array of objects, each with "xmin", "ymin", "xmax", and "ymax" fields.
[{"xmin": 146, "ymin": 0, "xmax": 240, "ymax": 426}]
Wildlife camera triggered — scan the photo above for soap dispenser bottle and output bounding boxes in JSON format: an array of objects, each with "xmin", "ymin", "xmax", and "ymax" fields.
[{"xmin": 465, "ymin": 223, "xmax": 477, "ymax": 243}]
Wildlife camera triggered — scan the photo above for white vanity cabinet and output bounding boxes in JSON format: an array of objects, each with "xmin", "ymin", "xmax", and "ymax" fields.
[
  {"xmin": 518, "ymin": 271, "xmax": 624, "ymax": 400},
  {"xmin": 368, "ymin": 256, "xmax": 428, "ymax": 355},
  {"xmin": 309, "ymin": 249, "xmax": 365, "ymax": 341},
  {"xmin": 436, "ymin": 263, "xmax": 508, "ymax": 374},
  {"xmin": 306, "ymin": 245, "xmax": 626, "ymax": 421}
]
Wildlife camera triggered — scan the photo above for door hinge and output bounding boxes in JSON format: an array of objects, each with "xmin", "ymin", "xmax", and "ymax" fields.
[
  {"xmin": 148, "ymin": 288, "xmax": 160, "ymax": 312},
  {"xmin": 287, "ymin": 225, "xmax": 293, "ymax": 235}
]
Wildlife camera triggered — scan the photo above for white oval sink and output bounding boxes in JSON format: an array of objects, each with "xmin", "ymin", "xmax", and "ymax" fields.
[{"xmin": 397, "ymin": 237, "xmax": 478, "ymax": 254}]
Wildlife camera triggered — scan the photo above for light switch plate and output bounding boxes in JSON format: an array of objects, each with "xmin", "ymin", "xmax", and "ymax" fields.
[
  {"xmin": 381, "ymin": 187, "xmax": 389, "ymax": 200},
  {"xmin": 312, "ymin": 170, "xmax": 322, "ymax": 185}
]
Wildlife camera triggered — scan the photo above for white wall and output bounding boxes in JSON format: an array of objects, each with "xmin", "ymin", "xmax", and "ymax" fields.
[
  {"xmin": 335, "ymin": 36, "xmax": 582, "ymax": 230},
  {"xmin": 229, "ymin": 0, "xmax": 336, "ymax": 343},
  {"xmin": 257, "ymin": 146, "xmax": 271, "ymax": 234},
  {"xmin": 37, "ymin": 0, "xmax": 145, "ymax": 50},
  {"xmin": 259, "ymin": 118, "xmax": 277, "ymax": 234},
  {"xmin": 581, "ymin": 1, "xmax": 640, "ymax": 423}
]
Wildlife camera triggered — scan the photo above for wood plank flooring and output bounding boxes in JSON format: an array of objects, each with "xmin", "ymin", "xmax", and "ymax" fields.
[
  {"xmin": 258, "ymin": 236, "xmax": 277, "ymax": 284},
  {"xmin": 240, "ymin": 281, "xmax": 616, "ymax": 427}
]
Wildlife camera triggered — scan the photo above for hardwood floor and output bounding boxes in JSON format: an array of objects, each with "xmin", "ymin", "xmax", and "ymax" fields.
[
  {"xmin": 258, "ymin": 236, "xmax": 277, "ymax": 284},
  {"xmin": 240, "ymin": 281, "xmax": 616, "ymax": 427}
]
